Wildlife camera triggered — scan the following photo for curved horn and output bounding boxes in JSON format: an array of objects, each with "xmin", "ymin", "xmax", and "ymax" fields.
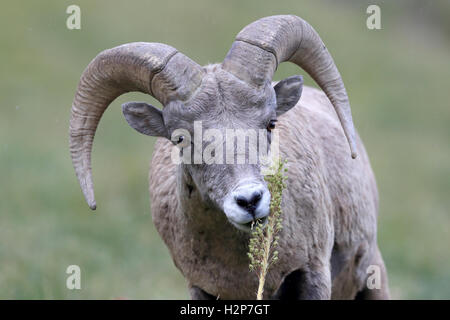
[
  {"xmin": 70, "ymin": 42, "xmax": 204, "ymax": 210},
  {"xmin": 222, "ymin": 15, "xmax": 357, "ymax": 158}
]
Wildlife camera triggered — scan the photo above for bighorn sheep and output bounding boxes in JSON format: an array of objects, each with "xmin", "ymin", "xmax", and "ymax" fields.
[{"xmin": 70, "ymin": 15, "xmax": 389, "ymax": 299}]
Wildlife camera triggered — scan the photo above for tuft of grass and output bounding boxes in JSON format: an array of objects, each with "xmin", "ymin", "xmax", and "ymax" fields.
[{"xmin": 248, "ymin": 158, "xmax": 287, "ymax": 300}]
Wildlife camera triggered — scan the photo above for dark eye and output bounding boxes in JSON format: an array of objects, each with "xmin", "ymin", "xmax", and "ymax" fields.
[
  {"xmin": 267, "ymin": 120, "xmax": 277, "ymax": 131},
  {"xmin": 176, "ymin": 135, "xmax": 184, "ymax": 145}
]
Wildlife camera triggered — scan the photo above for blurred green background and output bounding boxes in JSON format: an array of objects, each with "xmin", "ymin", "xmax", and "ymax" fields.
[{"xmin": 1, "ymin": 0, "xmax": 449, "ymax": 299}]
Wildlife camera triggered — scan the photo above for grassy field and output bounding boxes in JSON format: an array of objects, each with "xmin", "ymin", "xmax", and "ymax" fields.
[{"xmin": 1, "ymin": 0, "xmax": 449, "ymax": 299}]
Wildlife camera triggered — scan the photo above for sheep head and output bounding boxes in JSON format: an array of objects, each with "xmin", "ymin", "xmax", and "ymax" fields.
[{"xmin": 69, "ymin": 15, "xmax": 356, "ymax": 232}]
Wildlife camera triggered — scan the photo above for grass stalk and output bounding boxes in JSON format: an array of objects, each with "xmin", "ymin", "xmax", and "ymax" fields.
[{"xmin": 248, "ymin": 158, "xmax": 287, "ymax": 300}]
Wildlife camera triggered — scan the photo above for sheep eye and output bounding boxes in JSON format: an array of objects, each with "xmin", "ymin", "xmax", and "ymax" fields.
[
  {"xmin": 267, "ymin": 120, "xmax": 277, "ymax": 131},
  {"xmin": 176, "ymin": 135, "xmax": 184, "ymax": 145}
]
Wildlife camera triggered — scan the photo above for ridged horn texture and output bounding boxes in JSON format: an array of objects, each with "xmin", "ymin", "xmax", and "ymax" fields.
[
  {"xmin": 222, "ymin": 15, "xmax": 357, "ymax": 158},
  {"xmin": 70, "ymin": 42, "xmax": 204, "ymax": 210}
]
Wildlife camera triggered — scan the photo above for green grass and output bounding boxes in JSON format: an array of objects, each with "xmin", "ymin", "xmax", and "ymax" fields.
[{"xmin": 1, "ymin": 0, "xmax": 449, "ymax": 299}]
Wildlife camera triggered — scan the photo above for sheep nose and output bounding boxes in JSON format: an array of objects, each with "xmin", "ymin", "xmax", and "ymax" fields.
[
  {"xmin": 235, "ymin": 191, "xmax": 263, "ymax": 215},
  {"xmin": 223, "ymin": 182, "xmax": 271, "ymax": 230}
]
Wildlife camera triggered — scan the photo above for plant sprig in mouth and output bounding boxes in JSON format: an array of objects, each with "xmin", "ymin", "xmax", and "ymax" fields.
[
  {"xmin": 230, "ymin": 216, "xmax": 268, "ymax": 232},
  {"xmin": 249, "ymin": 217, "xmax": 267, "ymax": 230},
  {"xmin": 247, "ymin": 158, "xmax": 288, "ymax": 300}
]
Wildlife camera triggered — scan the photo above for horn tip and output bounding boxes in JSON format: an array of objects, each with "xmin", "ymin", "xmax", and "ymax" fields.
[
  {"xmin": 80, "ymin": 177, "xmax": 97, "ymax": 210},
  {"xmin": 89, "ymin": 201, "xmax": 97, "ymax": 210},
  {"xmin": 351, "ymin": 152, "xmax": 357, "ymax": 159}
]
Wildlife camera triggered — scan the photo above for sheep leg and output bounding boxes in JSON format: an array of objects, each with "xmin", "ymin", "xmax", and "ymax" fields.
[
  {"xmin": 189, "ymin": 285, "xmax": 217, "ymax": 300},
  {"xmin": 273, "ymin": 267, "xmax": 332, "ymax": 300}
]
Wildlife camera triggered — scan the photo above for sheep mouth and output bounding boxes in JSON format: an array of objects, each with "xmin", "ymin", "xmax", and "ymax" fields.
[{"xmin": 230, "ymin": 217, "xmax": 268, "ymax": 233}]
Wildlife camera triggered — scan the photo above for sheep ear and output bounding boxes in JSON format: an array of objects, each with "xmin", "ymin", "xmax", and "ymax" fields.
[
  {"xmin": 274, "ymin": 75, "xmax": 303, "ymax": 116},
  {"xmin": 122, "ymin": 102, "xmax": 168, "ymax": 138}
]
